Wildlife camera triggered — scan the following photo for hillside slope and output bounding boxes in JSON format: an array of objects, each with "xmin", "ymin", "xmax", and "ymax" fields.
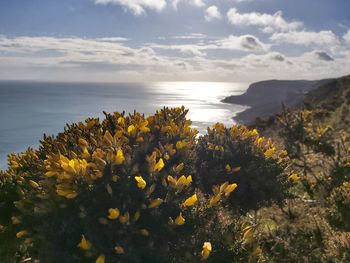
[{"xmin": 223, "ymin": 79, "xmax": 332, "ymax": 124}]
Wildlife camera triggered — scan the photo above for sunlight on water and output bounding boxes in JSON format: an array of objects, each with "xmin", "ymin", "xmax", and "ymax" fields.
[{"xmin": 151, "ymin": 82, "xmax": 248, "ymax": 129}]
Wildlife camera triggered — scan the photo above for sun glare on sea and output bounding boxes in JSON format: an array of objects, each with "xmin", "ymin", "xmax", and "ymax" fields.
[{"xmin": 151, "ymin": 81, "xmax": 248, "ymax": 129}]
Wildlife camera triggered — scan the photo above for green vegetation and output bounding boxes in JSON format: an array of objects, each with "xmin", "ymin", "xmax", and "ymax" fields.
[
  {"xmin": 1, "ymin": 75, "xmax": 350, "ymax": 262},
  {"xmin": 0, "ymin": 107, "xmax": 288, "ymax": 262}
]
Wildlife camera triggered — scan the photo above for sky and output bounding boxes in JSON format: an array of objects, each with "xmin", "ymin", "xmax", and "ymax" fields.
[{"xmin": 0, "ymin": 0, "xmax": 350, "ymax": 82}]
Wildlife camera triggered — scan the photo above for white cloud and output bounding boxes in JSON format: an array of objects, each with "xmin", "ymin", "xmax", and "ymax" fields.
[
  {"xmin": 97, "ymin": 37, "xmax": 129, "ymax": 42},
  {"xmin": 214, "ymin": 35, "xmax": 268, "ymax": 51},
  {"xmin": 149, "ymin": 34, "xmax": 268, "ymax": 54},
  {"xmin": 95, "ymin": 0, "xmax": 167, "ymax": 15},
  {"xmin": 173, "ymin": 33, "xmax": 207, "ymax": 39},
  {"xmin": 172, "ymin": 0, "xmax": 206, "ymax": 9},
  {"xmin": 0, "ymin": 35, "xmax": 349, "ymax": 82},
  {"xmin": 227, "ymin": 8, "xmax": 303, "ymax": 33},
  {"xmin": 344, "ymin": 29, "xmax": 350, "ymax": 44},
  {"xmin": 270, "ymin": 30, "xmax": 340, "ymax": 47},
  {"xmin": 205, "ymin": 6, "xmax": 222, "ymax": 21}
]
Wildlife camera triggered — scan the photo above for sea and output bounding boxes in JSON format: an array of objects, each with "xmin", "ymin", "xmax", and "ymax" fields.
[{"xmin": 0, "ymin": 81, "xmax": 249, "ymax": 170}]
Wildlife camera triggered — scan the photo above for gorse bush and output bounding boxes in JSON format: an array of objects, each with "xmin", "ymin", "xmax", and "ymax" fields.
[
  {"xmin": 196, "ymin": 123, "xmax": 290, "ymax": 213},
  {"xmin": 0, "ymin": 107, "xmax": 289, "ymax": 263}
]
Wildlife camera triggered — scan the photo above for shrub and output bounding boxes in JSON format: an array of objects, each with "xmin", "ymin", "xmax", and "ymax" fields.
[
  {"xmin": 196, "ymin": 123, "xmax": 290, "ymax": 213},
  {"xmin": 0, "ymin": 107, "xmax": 289, "ymax": 262}
]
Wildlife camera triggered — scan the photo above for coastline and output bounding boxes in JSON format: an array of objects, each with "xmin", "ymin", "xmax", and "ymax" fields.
[{"xmin": 223, "ymin": 78, "xmax": 333, "ymax": 124}]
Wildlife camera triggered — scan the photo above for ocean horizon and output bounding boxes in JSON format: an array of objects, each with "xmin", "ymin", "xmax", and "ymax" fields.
[{"xmin": 0, "ymin": 81, "xmax": 249, "ymax": 170}]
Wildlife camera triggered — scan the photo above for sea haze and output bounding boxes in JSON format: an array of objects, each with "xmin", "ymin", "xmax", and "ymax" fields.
[{"xmin": 0, "ymin": 81, "xmax": 248, "ymax": 169}]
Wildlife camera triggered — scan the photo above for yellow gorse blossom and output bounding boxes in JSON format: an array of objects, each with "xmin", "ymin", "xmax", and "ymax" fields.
[
  {"xmin": 95, "ymin": 255, "xmax": 105, "ymax": 263},
  {"xmin": 108, "ymin": 208, "xmax": 120, "ymax": 220},
  {"xmin": 128, "ymin": 124, "xmax": 137, "ymax": 137},
  {"xmin": 224, "ymin": 183, "xmax": 237, "ymax": 197},
  {"xmin": 117, "ymin": 116, "xmax": 125, "ymax": 125},
  {"xmin": 167, "ymin": 175, "xmax": 192, "ymax": 190},
  {"xmin": 135, "ymin": 176, "xmax": 147, "ymax": 189},
  {"xmin": 201, "ymin": 242, "xmax": 212, "ymax": 260},
  {"xmin": 242, "ymin": 225, "xmax": 254, "ymax": 246},
  {"xmin": 154, "ymin": 158, "xmax": 165, "ymax": 172},
  {"xmin": 289, "ymin": 173, "xmax": 301, "ymax": 182},
  {"xmin": 182, "ymin": 194, "xmax": 197, "ymax": 207},
  {"xmin": 56, "ymin": 186, "xmax": 78, "ymax": 199},
  {"xmin": 139, "ymin": 120, "xmax": 150, "ymax": 133},
  {"xmin": 209, "ymin": 194, "xmax": 221, "ymax": 207},
  {"xmin": 264, "ymin": 147, "xmax": 276, "ymax": 159},
  {"xmin": 114, "ymin": 149, "xmax": 125, "ymax": 165},
  {"xmin": 148, "ymin": 198, "xmax": 163, "ymax": 209},
  {"xmin": 28, "ymin": 180, "xmax": 39, "ymax": 189},
  {"xmin": 176, "ymin": 140, "xmax": 189, "ymax": 150},
  {"xmin": 78, "ymin": 235, "xmax": 91, "ymax": 250},
  {"xmin": 175, "ymin": 212, "xmax": 185, "ymax": 225}
]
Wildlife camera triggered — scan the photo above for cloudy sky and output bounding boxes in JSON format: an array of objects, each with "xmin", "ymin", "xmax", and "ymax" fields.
[{"xmin": 0, "ymin": 0, "xmax": 350, "ymax": 82}]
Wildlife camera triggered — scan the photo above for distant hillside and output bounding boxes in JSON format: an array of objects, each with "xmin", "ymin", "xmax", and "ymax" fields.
[
  {"xmin": 303, "ymin": 75, "xmax": 350, "ymax": 129},
  {"xmin": 252, "ymin": 74, "xmax": 350, "ymax": 138},
  {"xmin": 223, "ymin": 79, "xmax": 333, "ymax": 124}
]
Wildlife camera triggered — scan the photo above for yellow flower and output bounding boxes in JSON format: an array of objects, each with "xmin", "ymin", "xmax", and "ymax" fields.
[
  {"xmin": 185, "ymin": 175, "xmax": 192, "ymax": 186},
  {"xmin": 128, "ymin": 124, "xmax": 137, "ymax": 137},
  {"xmin": 279, "ymin": 150, "xmax": 288, "ymax": 158},
  {"xmin": 139, "ymin": 121, "xmax": 150, "ymax": 133},
  {"xmin": 224, "ymin": 183, "xmax": 237, "ymax": 197},
  {"xmin": 135, "ymin": 176, "xmax": 147, "ymax": 189},
  {"xmin": 255, "ymin": 137, "xmax": 264, "ymax": 146},
  {"xmin": 201, "ymin": 242, "xmax": 212, "ymax": 260},
  {"xmin": 81, "ymin": 147, "xmax": 90, "ymax": 159},
  {"xmin": 78, "ymin": 235, "xmax": 91, "ymax": 251},
  {"xmin": 28, "ymin": 180, "xmax": 39, "ymax": 189},
  {"xmin": 176, "ymin": 140, "xmax": 189, "ymax": 150},
  {"xmin": 250, "ymin": 129, "xmax": 259, "ymax": 137},
  {"xmin": 225, "ymin": 164, "xmax": 231, "ymax": 173},
  {"xmin": 182, "ymin": 194, "xmax": 198, "ymax": 207},
  {"xmin": 117, "ymin": 116, "xmax": 125, "ymax": 125},
  {"xmin": 148, "ymin": 198, "xmax": 164, "ymax": 209},
  {"xmin": 167, "ymin": 175, "xmax": 177, "ymax": 188},
  {"xmin": 289, "ymin": 173, "xmax": 301, "ymax": 182},
  {"xmin": 95, "ymin": 254, "xmax": 105, "ymax": 263},
  {"xmin": 213, "ymin": 122, "xmax": 225, "ymax": 133},
  {"xmin": 175, "ymin": 212, "xmax": 185, "ymax": 226},
  {"xmin": 114, "ymin": 149, "xmax": 125, "ymax": 165},
  {"xmin": 108, "ymin": 208, "xmax": 120, "ymax": 220},
  {"xmin": 16, "ymin": 230, "xmax": 28, "ymax": 238},
  {"xmin": 45, "ymin": 171, "xmax": 57, "ymax": 177},
  {"xmin": 115, "ymin": 246, "xmax": 125, "ymax": 254},
  {"xmin": 56, "ymin": 187, "xmax": 78, "ymax": 199},
  {"xmin": 209, "ymin": 194, "xmax": 221, "ymax": 207},
  {"xmin": 264, "ymin": 147, "xmax": 276, "ymax": 159},
  {"xmin": 154, "ymin": 158, "xmax": 164, "ymax": 172}
]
